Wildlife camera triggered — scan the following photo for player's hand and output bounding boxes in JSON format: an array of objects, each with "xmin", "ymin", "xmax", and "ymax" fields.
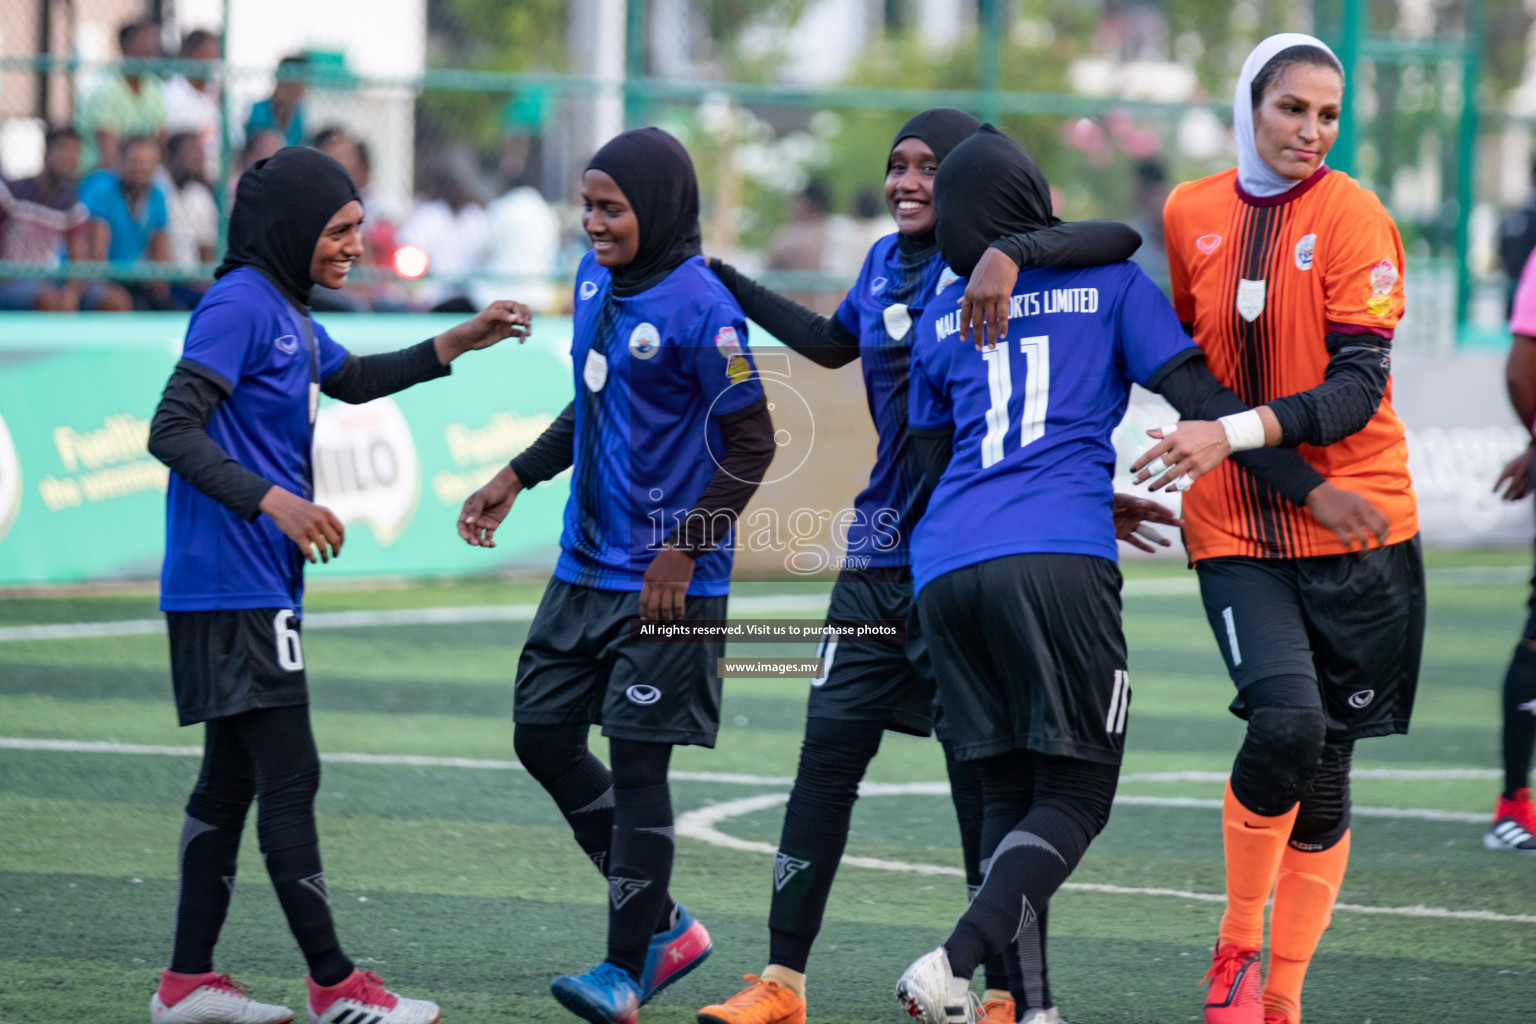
[
  {"xmin": 259, "ymin": 486, "xmax": 345, "ymax": 563},
  {"xmin": 961, "ymin": 246, "xmax": 1021, "ymax": 350},
  {"xmin": 1113, "ymin": 492, "xmax": 1182, "ymax": 552},
  {"xmin": 1305, "ymin": 482, "xmax": 1389, "ymax": 552},
  {"xmin": 640, "ymin": 545, "xmax": 695, "ymax": 622},
  {"xmin": 1495, "ymin": 446, "xmax": 1535, "ymax": 501},
  {"xmin": 434, "ymin": 300, "xmax": 533, "ymax": 363},
  {"xmin": 1131, "ymin": 421, "xmax": 1230, "ymax": 492},
  {"xmin": 459, "ymin": 464, "xmax": 523, "ymax": 548}
]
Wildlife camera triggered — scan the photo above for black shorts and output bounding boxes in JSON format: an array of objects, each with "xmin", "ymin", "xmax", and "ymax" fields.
[
  {"xmin": 807, "ymin": 567, "xmax": 935, "ymax": 737},
  {"xmin": 167, "ymin": 608, "xmax": 308, "ymax": 726},
  {"xmin": 513, "ymin": 578, "xmax": 728, "ymax": 747},
  {"xmin": 1195, "ymin": 535, "xmax": 1425, "ymax": 742},
  {"xmin": 918, "ymin": 553, "xmax": 1129, "ymax": 766}
]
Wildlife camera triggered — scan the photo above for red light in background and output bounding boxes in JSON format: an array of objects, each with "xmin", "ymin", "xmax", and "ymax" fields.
[{"xmin": 393, "ymin": 245, "xmax": 429, "ymax": 279}]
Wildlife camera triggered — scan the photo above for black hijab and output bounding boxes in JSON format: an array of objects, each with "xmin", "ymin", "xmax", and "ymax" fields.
[
  {"xmin": 890, "ymin": 107, "xmax": 980, "ymax": 259},
  {"xmin": 934, "ymin": 125, "xmax": 1054, "ymax": 277},
  {"xmin": 215, "ymin": 146, "xmax": 361, "ymax": 310},
  {"xmin": 586, "ymin": 127, "xmax": 702, "ymax": 297}
]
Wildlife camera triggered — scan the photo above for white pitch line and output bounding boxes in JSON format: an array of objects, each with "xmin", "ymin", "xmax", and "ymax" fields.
[
  {"xmin": 0, "ymin": 739, "xmax": 1496, "ymax": 803},
  {"xmin": 675, "ymin": 789, "xmax": 1536, "ymax": 925},
  {"xmin": 0, "ymin": 566, "xmax": 1518, "ymax": 642},
  {"xmin": 0, "ymin": 594, "xmax": 832, "ymax": 643}
]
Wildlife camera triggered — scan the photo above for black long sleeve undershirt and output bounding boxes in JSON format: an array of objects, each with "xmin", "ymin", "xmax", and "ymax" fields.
[
  {"xmin": 1147, "ymin": 351, "xmax": 1326, "ymax": 506},
  {"xmin": 148, "ymin": 338, "xmax": 453, "ymax": 521},
  {"xmin": 510, "ymin": 402, "xmax": 575, "ymax": 489},
  {"xmin": 665, "ymin": 398, "xmax": 777, "ymax": 555},
  {"xmin": 1265, "ymin": 332, "xmax": 1391, "ymax": 448},
  {"xmin": 147, "ymin": 360, "xmax": 274, "ymax": 521},
  {"xmin": 320, "ymin": 339, "xmax": 449, "ymax": 403},
  {"xmin": 708, "ymin": 220, "xmax": 1144, "ymax": 367}
]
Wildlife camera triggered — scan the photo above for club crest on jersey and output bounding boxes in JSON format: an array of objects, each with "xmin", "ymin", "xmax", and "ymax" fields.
[
  {"xmin": 579, "ymin": 279, "xmax": 599, "ymax": 301},
  {"xmin": 1196, "ymin": 234, "xmax": 1222, "ymax": 255},
  {"xmin": 871, "ymin": 276, "xmax": 888, "ymax": 295},
  {"xmin": 629, "ymin": 322, "xmax": 661, "ymax": 360},
  {"xmin": 608, "ymin": 876, "xmax": 652, "ymax": 909},
  {"xmin": 583, "ymin": 349, "xmax": 608, "ymax": 392},
  {"xmin": 1294, "ymin": 233, "xmax": 1316, "ymax": 271},
  {"xmin": 1367, "ymin": 259, "xmax": 1398, "ymax": 317},
  {"xmin": 1236, "ymin": 278, "xmax": 1266, "ymax": 322},
  {"xmin": 937, "ymin": 266, "xmax": 960, "ymax": 293},
  {"xmin": 274, "ymin": 333, "xmax": 299, "ymax": 355},
  {"xmin": 714, "ymin": 325, "xmax": 742, "ymax": 358},
  {"xmin": 774, "ymin": 852, "xmax": 811, "ymax": 891},
  {"xmin": 882, "ymin": 302, "xmax": 913, "ymax": 341}
]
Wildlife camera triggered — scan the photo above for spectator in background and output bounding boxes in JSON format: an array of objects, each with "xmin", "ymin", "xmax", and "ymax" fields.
[
  {"xmin": 245, "ymin": 55, "xmax": 309, "ymax": 148},
  {"xmin": 402, "ymin": 151, "xmax": 489, "ymax": 307},
  {"xmin": 163, "ymin": 30, "xmax": 223, "ymax": 184},
  {"xmin": 0, "ymin": 128, "xmax": 131, "ymax": 311},
  {"xmin": 481, "ymin": 135, "xmax": 559, "ymax": 312},
  {"xmin": 80, "ymin": 19, "xmax": 167, "ymax": 172},
  {"xmin": 165, "ymin": 132, "xmax": 218, "ymax": 265},
  {"xmin": 347, "ymin": 139, "xmax": 410, "ymax": 312},
  {"xmin": 227, "ymin": 129, "xmax": 283, "ymax": 201},
  {"xmin": 767, "ymin": 179, "xmax": 837, "ymax": 313},
  {"xmin": 80, "ymin": 134, "xmax": 176, "ymax": 309},
  {"xmin": 1128, "ymin": 158, "xmax": 1169, "ymax": 291}
]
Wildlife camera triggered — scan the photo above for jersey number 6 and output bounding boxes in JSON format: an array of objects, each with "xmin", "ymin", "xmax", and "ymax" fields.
[
  {"xmin": 273, "ymin": 609, "xmax": 305, "ymax": 673},
  {"xmin": 981, "ymin": 335, "xmax": 1051, "ymax": 468}
]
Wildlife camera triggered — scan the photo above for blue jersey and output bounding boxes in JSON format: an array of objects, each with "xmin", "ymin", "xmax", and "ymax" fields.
[
  {"xmin": 831, "ymin": 234, "xmax": 953, "ymax": 567},
  {"xmin": 908, "ymin": 262, "xmax": 1195, "ymax": 593},
  {"xmin": 559, "ymin": 253, "xmax": 764, "ymax": 597},
  {"xmin": 160, "ymin": 268, "xmax": 349, "ymax": 613}
]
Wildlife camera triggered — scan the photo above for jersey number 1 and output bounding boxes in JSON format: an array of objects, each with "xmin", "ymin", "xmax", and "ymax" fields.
[{"xmin": 981, "ymin": 335, "xmax": 1051, "ymax": 468}]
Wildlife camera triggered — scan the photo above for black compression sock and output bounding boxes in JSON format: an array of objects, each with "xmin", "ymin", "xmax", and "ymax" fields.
[
  {"xmin": 944, "ymin": 807, "xmax": 1088, "ymax": 979},
  {"xmin": 1504, "ymin": 644, "xmax": 1536, "ymax": 799},
  {"xmin": 606, "ymin": 783, "xmax": 675, "ymax": 981},
  {"xmin": 767, "ymin": 801, "xmax": 855, "ymax": 972},
  {"xmin": 1011, "ymin": 904, "xmax": 1052, "ymax": 1011},
  {"xmin": 946, "ymin": 753, "xmax": 1012, "ymax": 994},
  {"xmin": 265, "ymin": 845, "xmax": 353, "ymax": 986},
  {"xmin": 545, "ymin": 751, "xmax": 619, "ymax": 877},
  {"xmin": 170, "ymin": 816, "xmax": 243, "ymax": 974}
]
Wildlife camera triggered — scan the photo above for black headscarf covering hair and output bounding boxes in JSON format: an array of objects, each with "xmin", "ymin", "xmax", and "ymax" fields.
[
  {"xmin": 586, "ymin": 127, "xmax": 702, "ymax": 297},
  {"xmin": 934, "ymin": 125, "xmax": 1053, "ymax": 278},
  {"xmin": 215, "ymin": 146, "xmax": 361, "ymax": 310},
  {"xmin": 889, "ymin": 107, "xmax": 981, "ymax": 259}
]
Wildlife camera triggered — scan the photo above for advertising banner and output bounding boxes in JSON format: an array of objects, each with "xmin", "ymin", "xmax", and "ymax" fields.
[{"xmin": 0, "ymin": 313, "xmax": 1529, "ymax": 586}]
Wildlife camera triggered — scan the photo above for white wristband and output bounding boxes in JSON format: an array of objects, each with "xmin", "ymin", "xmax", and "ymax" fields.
[{"xmin": 1219, "ymin": 410, "xmax": 1266, "ymax": 452}]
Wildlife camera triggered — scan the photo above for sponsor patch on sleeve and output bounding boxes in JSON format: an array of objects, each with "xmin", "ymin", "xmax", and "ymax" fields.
[
  {"xmin": 714, "ymin": 325, "xmax": 742, "ymax": 358},
  {"xmin": 1367, "ymin": 259, "xmax": 1398, "ymax": 317},
  {"xmin": 726, "ymin": 354, "xmax": 752, "ymax": 383}
]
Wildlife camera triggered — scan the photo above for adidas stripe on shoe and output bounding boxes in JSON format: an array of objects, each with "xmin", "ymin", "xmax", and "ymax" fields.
[{"xmin": 306, "ymin": 970, "xmax": 440, "ymax": 1024}]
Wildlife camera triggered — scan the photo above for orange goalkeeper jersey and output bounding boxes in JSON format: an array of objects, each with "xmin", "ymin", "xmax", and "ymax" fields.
[{"xmin": 1163, "ymin": 166, "xmax": 1419, "ymax": 562}]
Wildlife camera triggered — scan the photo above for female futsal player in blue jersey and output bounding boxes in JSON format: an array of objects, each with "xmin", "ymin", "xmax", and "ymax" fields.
[
  {"xmin": 692, "ymin": 109, "xmax": 1156, "ymax": 1024},
  {"xmin": 458, "ymin": 128, "xmax": 776, "ymax": 1024},
  {"xmin": 147, "ymin": 146, "xmax": 529, "ymax": 1024}
]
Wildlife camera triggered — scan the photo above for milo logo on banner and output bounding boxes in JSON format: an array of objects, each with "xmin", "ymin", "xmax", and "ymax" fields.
[
  {"xmin": 313, "ymin": 398, "xmax": 420, "ymax": 545},
  {"xmin": 0, "ymin": 413, "xmax": 20, "ymax": 544}
]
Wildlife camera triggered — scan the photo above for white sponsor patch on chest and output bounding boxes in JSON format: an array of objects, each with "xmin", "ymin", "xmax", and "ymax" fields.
[
  {"xmin": 1236, "ymin": 278, "xmax": 1267, "ymax": 322},
  {"xmin": 583, "ymin": 349, "xmax": 609, "ymax": 392}
]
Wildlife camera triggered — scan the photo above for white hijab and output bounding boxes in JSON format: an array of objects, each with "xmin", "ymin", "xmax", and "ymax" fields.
[{"xmin": 1234, "ymin": 33, "xmax": 1342, "ymax": 197}]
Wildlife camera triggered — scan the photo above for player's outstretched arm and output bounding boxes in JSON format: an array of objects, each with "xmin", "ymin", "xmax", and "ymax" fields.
[
  {"xmin": 1495, "ymin": 332, "xmax": 1536, "ymax": 501},
  {"xmin": 149, "ymin": 361, "xmax": 345, "ymax": 563},
  {"xmin": 1133, "ymin": 352, "xmax": 1388, "ymax": 551},
  {"xmin": 322, "ymin": 301, "xmax": 532, "ymax": 405},
  {"xmin": 459, "ymin": 401, "xmax": 574, "ymax": 548},
  {"xmin": 708, "ymin": 258, "xmax": 860, "ymax": 369},
  {"xmin": 960, "ymin": 220, "xmax": 1143, "ymax": 350}
]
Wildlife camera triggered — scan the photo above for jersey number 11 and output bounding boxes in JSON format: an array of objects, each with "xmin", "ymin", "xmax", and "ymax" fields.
[{"xmin": 981, "ymin": 335, "xmax": 1051, "ymax": 468}]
